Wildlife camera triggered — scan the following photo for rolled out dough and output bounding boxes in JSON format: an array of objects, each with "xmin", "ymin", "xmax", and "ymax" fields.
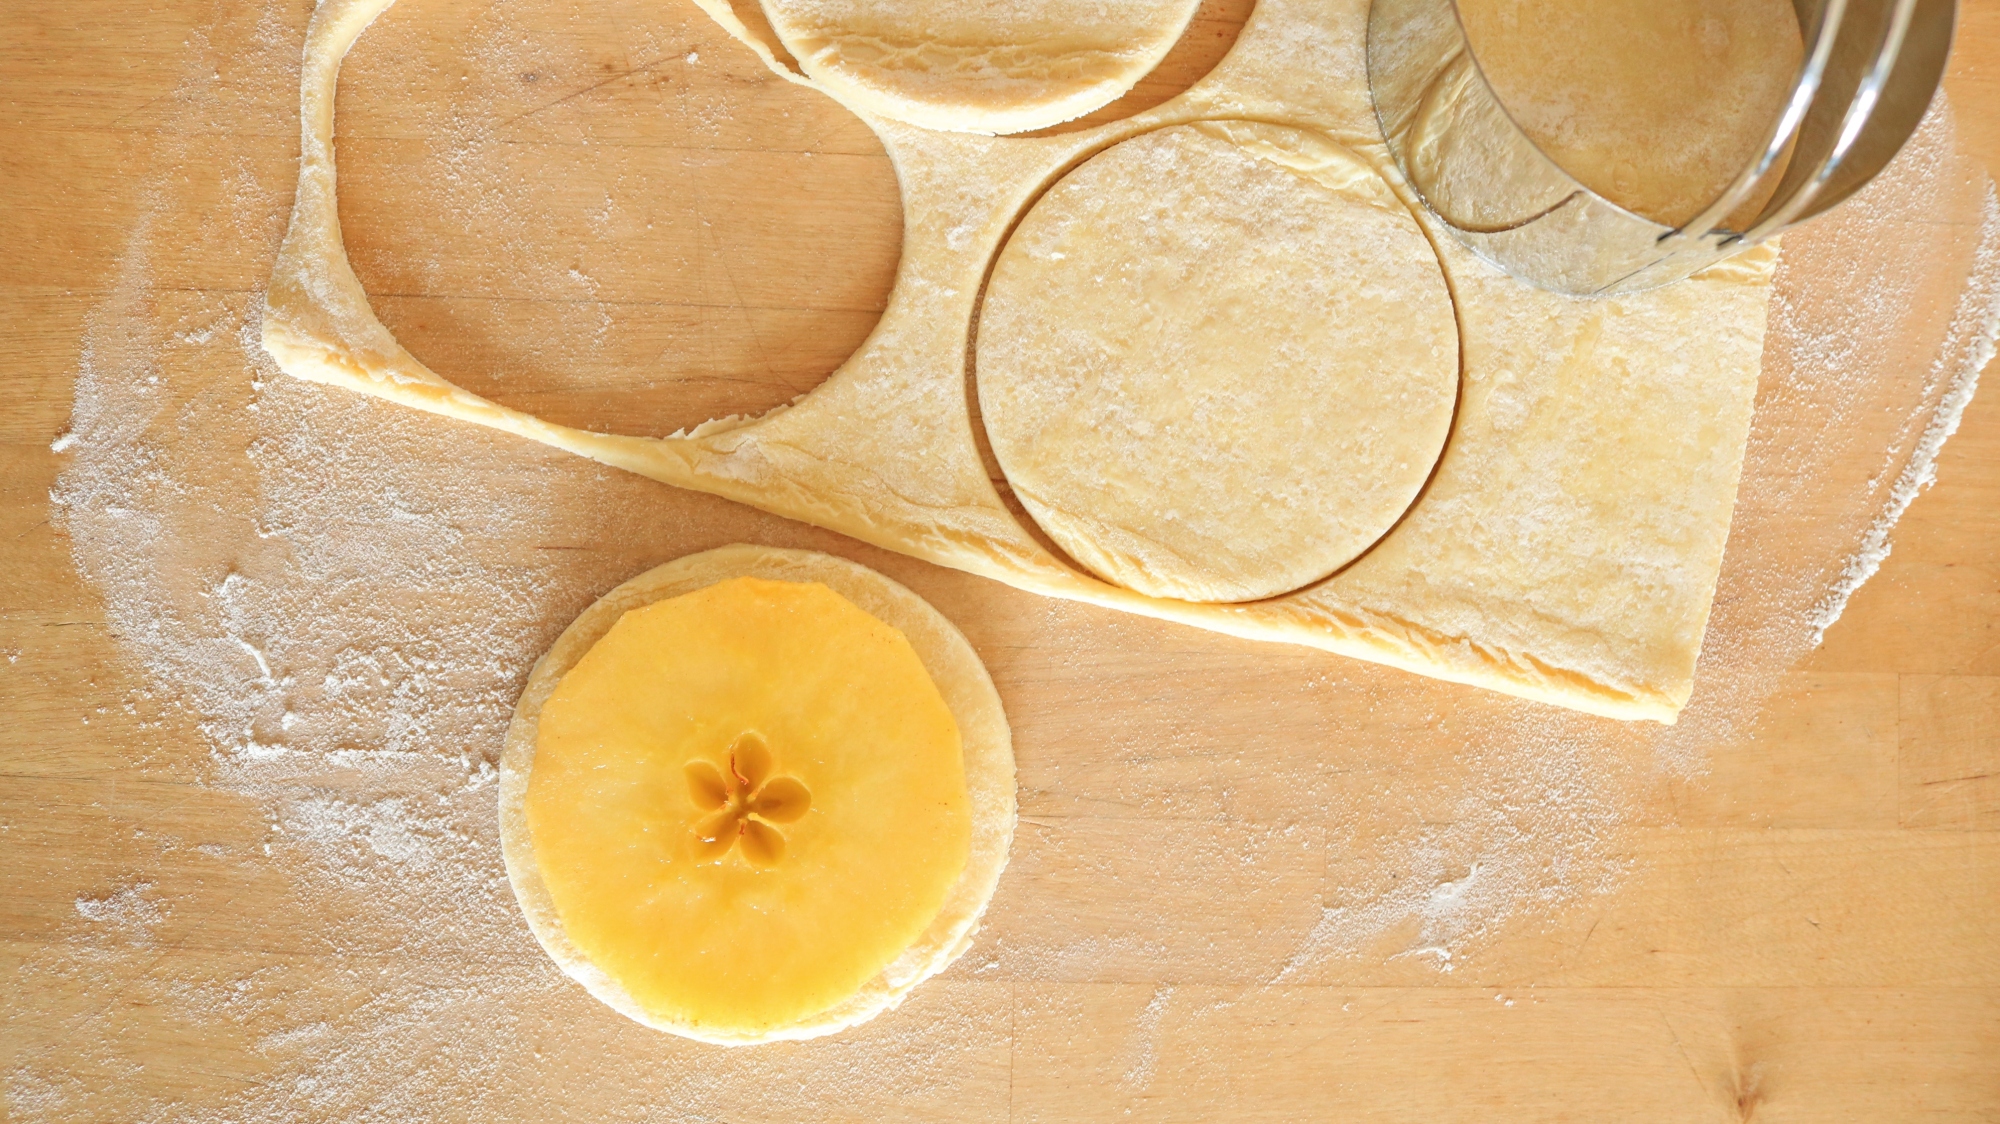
[
  {"xmin": 977, "ymin": 121, "xmax": 1459, "ymax": 602},
  {"xmin": 500, "ymin": 545, "xmax": 1016, "ymax": 1044},
  {"xmin": 262, "ymin": 0, "xmax": 1777, "ymax": 722},
  {"xmin": 758, "ymin": 0, "xmax": 1203, "ymax": 134}
]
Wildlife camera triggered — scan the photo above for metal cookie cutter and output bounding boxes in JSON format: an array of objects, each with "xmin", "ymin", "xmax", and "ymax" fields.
[{"xmin": 1367, "ymin": 0, "xmax": 1958, "ymax": 296}]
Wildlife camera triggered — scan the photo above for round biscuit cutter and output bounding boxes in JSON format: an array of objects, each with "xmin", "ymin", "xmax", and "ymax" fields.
[{"xmin": 1367, "ymin": 0, "xmax": 1958, "ymax": 296}]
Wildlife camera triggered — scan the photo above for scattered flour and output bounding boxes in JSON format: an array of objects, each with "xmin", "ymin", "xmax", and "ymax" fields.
[
  {"xmin": 73, "ymin": 884, "xmax": 167, "ymax": 938},
  {"xmin": 1120, "ymin": 984, "xmax": 1175, "ymax": 1088},
  {"xmin": 1807, "ymin": 184, "xmax": 2000, "ymax": 644}
]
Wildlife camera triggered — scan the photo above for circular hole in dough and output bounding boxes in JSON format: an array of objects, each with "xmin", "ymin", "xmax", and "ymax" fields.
[
  {"xmin": 974, "ymin": 122, "xmax": 1461, "ymax": 604},
  {"xmin": 339, "ymin": 0, "xmax": 903, "ymax": 439},
  {"xmin": 759, "ymin": 0, "xmax": 1205, "ymax": 135}
]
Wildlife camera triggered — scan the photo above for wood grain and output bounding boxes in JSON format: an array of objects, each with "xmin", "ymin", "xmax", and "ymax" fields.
[{"xmin": 1, "ymin": 0, "xmax": 1996, "ymax": 1119}]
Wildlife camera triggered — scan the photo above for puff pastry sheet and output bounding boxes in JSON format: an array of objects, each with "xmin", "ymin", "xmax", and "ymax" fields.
[{"xmin": 262, "ymin": 0, "xmax": 1776, "ymax": 722}]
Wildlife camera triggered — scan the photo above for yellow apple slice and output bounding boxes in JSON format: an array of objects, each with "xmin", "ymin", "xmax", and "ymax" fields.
[{"xmin": 500, "ymin": 545, "xmax": 1015, "ymax": 1044}]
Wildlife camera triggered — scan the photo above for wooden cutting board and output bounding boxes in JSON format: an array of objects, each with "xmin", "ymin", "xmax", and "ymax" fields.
[{"xmin": 2, "ymin": 0, "xmax": 1996, "ymax": 1119}]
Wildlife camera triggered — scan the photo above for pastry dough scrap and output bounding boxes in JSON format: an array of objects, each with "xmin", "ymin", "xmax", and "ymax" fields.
[
  {"xmin": 758, "ymin": 0, "xmax": 1203, "ymax": 134},
  {"xmin": 977, "ymin": 122, "xmax": 1459, "ymax": 602},
  {"xmin": 264, "ymin": 0, "xmax": 1779, "ymax": 722}
]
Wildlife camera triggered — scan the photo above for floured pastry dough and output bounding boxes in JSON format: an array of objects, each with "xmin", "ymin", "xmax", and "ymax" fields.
[
  {"xmin": 977, "ymin": 121, "xmax": 1459, "ymax": 602},
  {"xmin": 758, "ymin": 0, "xmax": 1203, "ymax": 134},
  {"xmin": 501, "ymin": 545, "xmax": 1016, "ymax": 1044},
  {"xmin": 263, "ymin": 0, "xmax": 1776, "ymax": 722}
]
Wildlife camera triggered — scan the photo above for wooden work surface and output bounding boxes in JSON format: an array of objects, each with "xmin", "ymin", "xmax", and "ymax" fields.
[{"xmin": 3, "ymin": 0, "xmax": 1997, "ymax": 1119}]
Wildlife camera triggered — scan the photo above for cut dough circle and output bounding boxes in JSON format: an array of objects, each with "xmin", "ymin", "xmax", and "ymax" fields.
[
  {"xmin": 975, "ymin": 122, "xmax": 1461, "ymax": 603},
  {"xmin": 758, "ymin": 0, "xmax": 1203, "ymax": 134},
  {"xmin": 499, "ymin": 545, "xmax": 1016, "ymax": 1044}
]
